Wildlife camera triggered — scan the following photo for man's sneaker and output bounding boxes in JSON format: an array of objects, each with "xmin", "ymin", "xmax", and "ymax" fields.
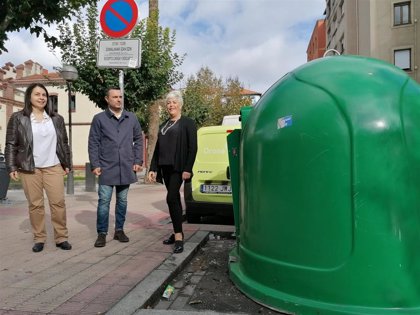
[
  {"xmin": 94, "ymin": 234, "xmax": 106, "ymax": 247},
  {"xmin": 114, "ymin": 230, "xmax": 129, "ymax": 242}
]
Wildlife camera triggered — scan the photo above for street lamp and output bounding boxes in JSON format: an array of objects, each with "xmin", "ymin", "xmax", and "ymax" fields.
[{"xmin": 60, "ymin": 65, "xmax": 78, "ymax": 195}]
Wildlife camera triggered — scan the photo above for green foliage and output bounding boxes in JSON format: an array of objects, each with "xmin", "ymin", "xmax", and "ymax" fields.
[
  {"xmin": 217, "ymin": 76, "xmax": 251, "ymax": 122},
  {"xmin": 57, "ymin": 5, "xmax": 184, "ymax": 130},
  {"xmin": 0, "ymin": 0, "xmax": 96, "ymax": 52},
  {"xmin": 183, "ymin": 67, "xmax": 252, "ymax": 127},
  {"xmin": 183, "ymin": 67, "xmax": 223, "ymax": 127}
]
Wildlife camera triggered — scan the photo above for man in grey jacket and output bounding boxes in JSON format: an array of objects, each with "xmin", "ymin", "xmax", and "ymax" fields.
[{"xmin": 88, "ymin": 87, "xmax": 143, "ymax": 247}]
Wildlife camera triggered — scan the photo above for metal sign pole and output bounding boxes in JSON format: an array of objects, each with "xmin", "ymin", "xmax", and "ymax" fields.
[
  {"xmin": 119, "ymin": 69, "xmax": 124, "ymax": 109},
  {"xmin": 98, "ymin": 0, "xmax": 141, "ymax": 109}
]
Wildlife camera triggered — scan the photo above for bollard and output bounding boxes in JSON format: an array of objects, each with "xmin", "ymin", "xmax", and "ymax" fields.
[
  {"xmin": 85, "ymin": 162, "xmax": 96, "ymax": 192},
  {"xmin": 0, "ymin": 153, "xmax": 10, "ymax": 199}
]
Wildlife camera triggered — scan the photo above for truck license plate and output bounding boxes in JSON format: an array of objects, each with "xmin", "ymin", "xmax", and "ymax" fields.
[{"xmin": 200, "ymin": 184, "xmax": 232, "ymax": 194}]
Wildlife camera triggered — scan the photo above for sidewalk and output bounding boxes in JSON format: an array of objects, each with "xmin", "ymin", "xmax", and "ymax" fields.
[{"xmin": 0, "ymin": 183, "xmax": 234, "ymax": 315}]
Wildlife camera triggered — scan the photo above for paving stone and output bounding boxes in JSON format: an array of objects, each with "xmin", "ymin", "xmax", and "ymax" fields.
[
  {"xmin": 168, "ymin": 295, "xmax": 190, "ymax": 311},
  {"xmin": 180, "ymin": 284, "xmax": 196, "ymax": 296},
  {"xmin": 152, "ymin": 299, "xmax": 172, "ymax": 310},
  {"xmin": 49, "ymin": 301, "xmax": 88, "ymax": 314},
  {"xmin": 172, "ymin": 279, "xmax": 185, "ymax": 289},
  {"xmin": 189, "ymin": 275, "xmax": 204, "ymax": 284}
]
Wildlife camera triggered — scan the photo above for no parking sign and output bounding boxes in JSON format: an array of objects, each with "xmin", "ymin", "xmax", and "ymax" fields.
[
  {"xmin": 98, "ymin": 0, "xmax": 141, "ymax": 69},
  {"xmin": 100, "ymin": 0, "xmax": 139, "ymax": 38}
]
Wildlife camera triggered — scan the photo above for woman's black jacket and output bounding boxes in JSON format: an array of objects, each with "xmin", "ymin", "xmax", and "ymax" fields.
[
  {"xmin": 5, "ymin": 110, "xmax": 72, "ymax": 173},
  {"xmin": 150, "ymin": 116, "xmax": 197, "ymax": 183}
]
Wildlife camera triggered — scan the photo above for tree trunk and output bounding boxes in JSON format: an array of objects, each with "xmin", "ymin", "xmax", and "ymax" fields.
[
  {"xmin": 149, "ymin": 0, "xmax": 158, "ymax": 16},
  {"xmin": 146, "ymin": 98, "xmax": 162, "ymax": 172},
  {"xmin": 144, "ymin": 0, "xmax": 163, "ymax": 183}
]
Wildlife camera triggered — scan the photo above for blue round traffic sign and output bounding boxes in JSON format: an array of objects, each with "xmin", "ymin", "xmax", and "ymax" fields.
[{"xmin": 100, "ymin": 0, "xmax": 139, "ymax": 38}]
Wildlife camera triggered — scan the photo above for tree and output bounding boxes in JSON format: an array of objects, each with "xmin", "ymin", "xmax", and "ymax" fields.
[
  {"xmin": 215, "ymin": 76, "xmax": 251, "ymax": 123},
  {"xmin": 183, "ymin": 67, "xmax": 223, "ymax": 127},
  {"xmin": 0, "ymin": 0, "xmax": 96, "ymax": 52},
  {"xmin": 144, "ymin": 0, "xmax": 163, "ymax": 177},
  {"xmin": 183, "ymin": 67, "xmax": 252, "ymax": 127}
]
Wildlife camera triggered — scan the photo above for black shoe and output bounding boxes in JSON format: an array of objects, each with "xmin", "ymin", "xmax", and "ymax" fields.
[
  {"xmin": 56, "ymin": 241, "xmax": 72, "ymax": 250},
  {"xmin": 114, "ymin": 230, "xmax": 129, "ymax": 242},
  {"xmin": 163, "ymin": 234, "xmax": 175, "ymax": 245},
  {"xmin": 94, "ymin": 234, "xmax": 106, "ymax": 247},
  {"xmin": 32, "ymin": 243, "xmax": 44, "ymax": 253},
  {"xmin": 173, "ymin": 240, "xmax": 184, "ymax": 254}
]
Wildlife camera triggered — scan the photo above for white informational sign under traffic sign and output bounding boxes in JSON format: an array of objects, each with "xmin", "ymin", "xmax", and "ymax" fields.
[{"xmin": 97, "ymin": 38, "xmax": 141, "ymax": 68}]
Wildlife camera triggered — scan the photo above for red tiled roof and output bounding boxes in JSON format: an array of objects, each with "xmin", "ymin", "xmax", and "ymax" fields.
[
  {"xmin": 240, "ymin": 88, "xmax": 261, "ymax": 96},
  {"xmin": 11, "ymin": 72, "xmax": 65, "ymax": 87},
  {"xmin": 14, "ymin": 72, "xmax": 62, "ymax": 81}
]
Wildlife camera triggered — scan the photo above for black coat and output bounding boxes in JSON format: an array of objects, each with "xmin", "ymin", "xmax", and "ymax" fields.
[{"xmin": 150, "ymin": 116, "xmax": 197, "ymax": 182}]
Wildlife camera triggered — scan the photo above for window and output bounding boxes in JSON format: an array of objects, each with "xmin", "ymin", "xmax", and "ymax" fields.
[
  {"xmin": 326, "ymin": 0, "xmax": 331, "ymax": 17},
  {"xmin": 339, "ymin": 35, "xmax": 345, "ymax": 54},
  {"xmin": 394, "ymin": 2, "xmax": 411, "ymax": 26},
  {"xmin": 63, "ymin": 93, "xmax": 76, "ymax": 113},
  {"xmin": 49, "ymin": 95, "xmax": 58, "ymax": 113},
  {"xmin": 394, "ymin": 49, "xmax": 411, "ymax": 71},
  {"xmin": 71, "ymin": 94, "xmax": 76, "ymax": 112}
]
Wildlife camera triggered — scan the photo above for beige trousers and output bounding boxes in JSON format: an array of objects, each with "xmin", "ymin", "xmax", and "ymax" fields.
[{"xmin": 20, "ymin": 164, "xmax": 69, "ymax": 244}]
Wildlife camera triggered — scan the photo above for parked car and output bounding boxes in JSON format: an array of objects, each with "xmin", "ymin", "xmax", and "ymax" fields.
[{"xmin": 184, "ymin": 124, "xmax": 240, "ymax": 223}]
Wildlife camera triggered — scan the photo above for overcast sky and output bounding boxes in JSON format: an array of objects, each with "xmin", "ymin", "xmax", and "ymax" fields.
[{"xmin": 0, "ymin": 0, "xmax": 325, "ymax": 94}]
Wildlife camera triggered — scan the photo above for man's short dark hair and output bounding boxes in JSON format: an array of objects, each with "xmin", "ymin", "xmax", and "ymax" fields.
[{"xmin": 105, "ymin": 87, "xmax": 121, "ymax": 97}]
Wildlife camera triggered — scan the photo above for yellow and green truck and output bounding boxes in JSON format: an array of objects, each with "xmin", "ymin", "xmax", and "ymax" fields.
[{"xmin": 184, "ymin": 122, "xmax": 240, "ymax": 223}]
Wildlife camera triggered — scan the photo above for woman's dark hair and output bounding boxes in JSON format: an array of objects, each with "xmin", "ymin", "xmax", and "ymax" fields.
[{"xmin": 23, "ymin": 83, "xmax": 54, "ymax": 117}]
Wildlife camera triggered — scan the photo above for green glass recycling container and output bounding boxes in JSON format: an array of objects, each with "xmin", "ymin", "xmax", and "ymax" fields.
[{"xmin": 229, "ymin": 55, "xmax": 420, "ymax": 315}]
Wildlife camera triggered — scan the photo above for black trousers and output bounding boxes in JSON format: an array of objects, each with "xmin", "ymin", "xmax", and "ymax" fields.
[{"xmin": 161, "ymin": 165, "xmax": 183, "ymax": 233}]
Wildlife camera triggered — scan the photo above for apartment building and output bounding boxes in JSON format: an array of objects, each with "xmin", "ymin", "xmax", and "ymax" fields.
[
  {"xmin": 0, "ymin": 60, "xmax": 102, "ymax": 168},
  {"xmin": 307, "ymin": 19, "xmax": 327, "ymax": 61},
  {"xmin": 324, "ymin": 0, "xmax": 419, "ymax": 83}
]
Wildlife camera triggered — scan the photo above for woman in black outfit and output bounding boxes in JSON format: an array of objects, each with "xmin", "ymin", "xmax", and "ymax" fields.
[{"xmin": 148, "ymin": 90, "xmax": 197, "ymax": 253}]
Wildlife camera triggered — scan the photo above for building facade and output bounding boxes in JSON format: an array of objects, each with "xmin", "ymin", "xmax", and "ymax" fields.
[
  {"xmin": 324, "ymin": 0, "xmax": 419, "ymax": 83},
  {"xmin": 307, "ymin": 19, "xmax": 327, "ymax": 61},
  {"xmin": 0, "ymin": 60, "xmax": 102, "ymax": 168}
]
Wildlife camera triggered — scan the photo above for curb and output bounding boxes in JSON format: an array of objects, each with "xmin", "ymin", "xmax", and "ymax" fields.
[
  {"xmin": 106, "ymin": 230, "xmax": 209, "ymax": 315},
  {"xmin": 134, "ymin": 310, "xmax": 246, "ymax": 315}
]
